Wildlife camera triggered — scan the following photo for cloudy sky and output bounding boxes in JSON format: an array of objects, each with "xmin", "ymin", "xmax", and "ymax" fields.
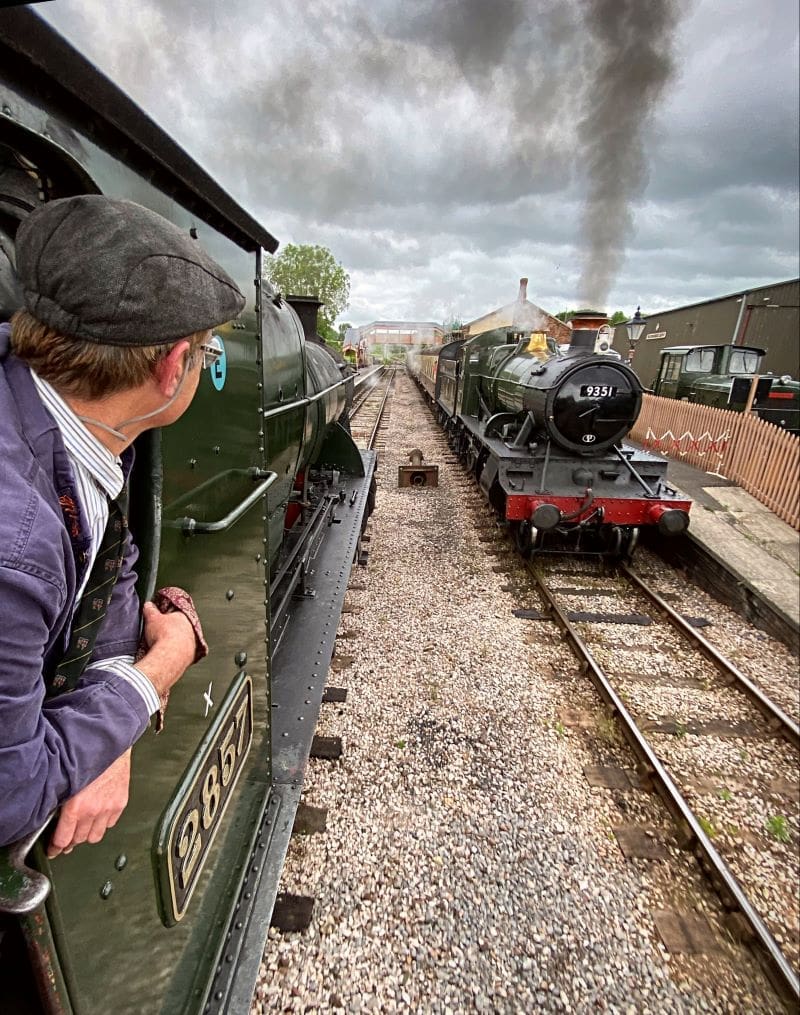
[{"xmin": 40, "ymin": 0, "xmax": 799, "ymax": 326}]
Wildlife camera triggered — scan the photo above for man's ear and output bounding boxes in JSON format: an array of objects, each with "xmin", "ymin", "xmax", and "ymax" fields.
[{"xmin": 154, "ymin": 339, "xmax": 192, "ymax": 396}]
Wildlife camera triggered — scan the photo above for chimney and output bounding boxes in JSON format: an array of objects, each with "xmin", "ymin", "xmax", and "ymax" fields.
[
  {"xmin": 286, "ymin": 293, "xmax": 323, "ymax": 339},
  {"xmin": 568, "ymin": 308, "xmax": 609, "ymax": 351},
  {"xmin": 517, "ymin": 277, "xmax": 528, "ymax": 302}
]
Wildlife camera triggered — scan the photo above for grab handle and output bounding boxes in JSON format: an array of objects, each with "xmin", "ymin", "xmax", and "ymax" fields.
[
  {"xmin": 171, "ymin": 471, "xmax": 277, "ymax": 535},
  {"xmin": 0, "ymin": 817, "xmax": 53, "ymax": 915}
]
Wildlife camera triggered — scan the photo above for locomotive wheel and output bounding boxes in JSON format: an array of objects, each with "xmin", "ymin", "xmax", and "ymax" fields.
[
  {"xmin": 472, "ymin": 448, "xmax": 489, "ymax": 481},
  {"xmin": 601, "ymin": 526, "xmax": 623, "ymax": 560},
  {"xmin": 513, "ymin": 519, "xmax": 542, "ymax": 558},
  {"xmin": 621, "ymin": 526, "xmax": 639, "ymax": 560}
]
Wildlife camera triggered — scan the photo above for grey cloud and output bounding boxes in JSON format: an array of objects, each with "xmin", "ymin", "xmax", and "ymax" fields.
[{"xmin": 39, "ymin": 0, "xmax": 799, "ymax": 326}]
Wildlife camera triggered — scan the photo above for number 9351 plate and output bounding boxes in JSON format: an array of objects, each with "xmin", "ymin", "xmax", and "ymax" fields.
[{"xmin": 153, "ymin": 673, "xmax": 253, "ymax": 925}]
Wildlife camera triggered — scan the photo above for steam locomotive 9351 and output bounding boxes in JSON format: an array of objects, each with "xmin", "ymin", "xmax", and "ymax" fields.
[{"xmin": 408, "ymin": 302, "xmax": 691, "ymax": 558}]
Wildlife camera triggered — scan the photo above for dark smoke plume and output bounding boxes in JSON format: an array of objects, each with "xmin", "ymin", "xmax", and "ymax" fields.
[
  {"xmin": 577, "ymin": 0, "xmax": 681, "ymax": 308},
  {"xmin": 40, "ymin": 0, "xmax": 687, "ymax": 314}
]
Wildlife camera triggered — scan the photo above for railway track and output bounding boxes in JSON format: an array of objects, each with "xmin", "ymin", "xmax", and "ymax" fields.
[
  {"xmin": 417, "ymin": 380, "xmax": 799, "ymax": 1008},
  {"xmin": 521, "ymin": 555, "xmax": 800, "ymax": 1007},
  {"xmin": 351, "ymin": 365, "xmax": 395, "ymax": 451}
]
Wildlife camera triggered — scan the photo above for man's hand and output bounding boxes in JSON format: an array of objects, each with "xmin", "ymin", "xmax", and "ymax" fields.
[
  {"xmin": 47, "ymin": 749, "xmax": 131, "ymax": 858},
  {"xmin": 136, "ymin": 602, "xmax": 197, "ymax": 699}
]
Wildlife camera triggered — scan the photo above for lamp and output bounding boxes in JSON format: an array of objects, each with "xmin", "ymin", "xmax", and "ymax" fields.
[{"xmin": 625, "ymin": 306, "xmax": 646, "ymax": 358}]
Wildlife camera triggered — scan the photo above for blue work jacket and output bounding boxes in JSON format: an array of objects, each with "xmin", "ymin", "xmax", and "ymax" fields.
[{"xmin": 0, "ymin": 322, "xmax": 150, "ymax": 845}]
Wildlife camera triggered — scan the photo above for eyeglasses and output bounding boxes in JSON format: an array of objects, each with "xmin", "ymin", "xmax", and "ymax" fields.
[{"xmin": 199, "ymin": 334, "xmax": 224, "ymax": 370}]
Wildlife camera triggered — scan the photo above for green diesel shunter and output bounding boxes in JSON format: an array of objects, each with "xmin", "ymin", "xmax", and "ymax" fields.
[{"xmin": 653, "ymin": 344, "xmax": 800, "ymax": 433}]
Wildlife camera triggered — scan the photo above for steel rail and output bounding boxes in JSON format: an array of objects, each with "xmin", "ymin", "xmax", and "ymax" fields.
[
  {"xmin": 351, "ymin": 366, "xmax": 386, "ymax": 417},
  {"xmin": 528, "ymin": 561, "xmax": 800, "ymax": 1009},
  {"xmin": 353, "ymin": 365, "xmax": 384, "ymax": 391},
  {"xmin": 367, "ymin": 367, "xmax": 395, "ymax": 451},
  {"xmin": 622, "ymin": 563, "xmax": 800, "ymax": 751}
]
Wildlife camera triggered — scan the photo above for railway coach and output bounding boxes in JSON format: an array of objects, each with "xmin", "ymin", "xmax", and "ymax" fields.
[{"xmin": 0, "ymin": 9, "xmax": 375, "ymax": 1014}]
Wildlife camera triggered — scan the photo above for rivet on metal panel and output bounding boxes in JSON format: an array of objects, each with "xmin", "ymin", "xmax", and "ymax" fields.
[
  {"xmin": 189, "ymin": 458, "xmax": 197, "ymax": 469},
  {"xmin": 100, "ymin": 881, "xmax": 113, "ymax": 899},
  {"xmin": 281, "ymin": 732, "xmax": 288, "ymax": 737},
  {"xmin": 213, "ymin": 445, "xmax": 221, "ymax": 455},
  {"xmin": 2, "ymin": 105, "xmax": 12, "ymax": 116},
  {"xmin": 114, "ymin": 855, "xmax": 127, "ymax": 871},
  {"xmin": 225, "ymin": 590, "xmax": 235, "ymax": 601},
  {"xmin": 304, "ymin": 699, "xmax": 311, "ymax": 705},
  {"xmin": 190, "ymin": 227, "xmax": 198, "ymax": 239},
  {"xmin": 235, "ymin": 651, "xmax": 247, "ymax": 667},
  {"xmin": 255, "ymin": 554, "xmax": 262, "ymax": 563}
]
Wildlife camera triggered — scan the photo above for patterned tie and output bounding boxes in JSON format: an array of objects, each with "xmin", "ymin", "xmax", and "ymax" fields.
[{"xmin": 48, "ymin": 487, "xmax": 129, "ymax": 697}]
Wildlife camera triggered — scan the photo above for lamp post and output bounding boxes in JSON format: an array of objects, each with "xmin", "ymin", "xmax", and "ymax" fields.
[{"xmin": 625, "ymin": 306, "xmax": 646, "ymax": 363}]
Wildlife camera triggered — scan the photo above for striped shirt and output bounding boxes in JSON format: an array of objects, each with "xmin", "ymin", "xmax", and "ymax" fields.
[{"xmin": 31, "ymin": 373, "xmax": 160, "ymax": 716}]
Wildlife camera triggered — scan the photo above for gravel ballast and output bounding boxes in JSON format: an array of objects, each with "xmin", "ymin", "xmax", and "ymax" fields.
[{"xmin": 251, "ymin": 373, "xmax": 785, "ymax": 1013}]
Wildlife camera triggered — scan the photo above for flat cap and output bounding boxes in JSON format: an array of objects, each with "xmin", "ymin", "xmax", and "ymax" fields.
[{"xmin": 16, "ymin": 195, "xmax": 246, "ymax": 345}]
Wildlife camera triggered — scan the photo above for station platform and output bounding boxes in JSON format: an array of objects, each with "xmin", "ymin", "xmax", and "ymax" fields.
[{"xmin": 660, "ymin": 455, "xmax": 799, "ymax": 632}]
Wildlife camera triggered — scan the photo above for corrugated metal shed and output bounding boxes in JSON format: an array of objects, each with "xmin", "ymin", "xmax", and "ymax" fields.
[{"xmin": 613, "ymin": 279, "xmax": 799, "ymax": 386}]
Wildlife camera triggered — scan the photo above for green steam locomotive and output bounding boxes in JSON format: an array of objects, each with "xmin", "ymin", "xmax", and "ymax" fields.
[{"xmin": 0, "ymin": 9, "xmax": 375, "ymax": 1013}]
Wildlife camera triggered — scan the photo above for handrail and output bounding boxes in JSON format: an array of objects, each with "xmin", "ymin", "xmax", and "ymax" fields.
[
  {"xmin": 0, "ymin": 815, "xmax": 54, "ymax": 915},
  {"xmin": 168, "ymin": 471, "xmax": 277, "ymax": 535},
  {"xmin": 261, "ymin": 375, "xmax": 351, "ymax": 422}
]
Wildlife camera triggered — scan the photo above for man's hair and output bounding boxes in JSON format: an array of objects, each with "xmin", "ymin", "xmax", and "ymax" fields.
[{"xmin": 10, "ymin": 309, "xmax": 205, "ymax": 399}]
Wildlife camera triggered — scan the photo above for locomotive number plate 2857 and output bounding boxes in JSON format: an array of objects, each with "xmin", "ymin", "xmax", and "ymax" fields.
[{"xmin": 154, "ymin": 673, "xmax": 254, "ymax": 925}]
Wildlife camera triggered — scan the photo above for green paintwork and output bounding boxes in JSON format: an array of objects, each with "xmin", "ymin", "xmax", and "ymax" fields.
[
  {"xmin": 654, "ymin": 345, "xmax": 800, "ymax": 432},
  {"xmin": 318, "ymin": 422, "xmax": 367, "ymax": 477},
  {"xmin": 0, "ymin": 79, "xmax": 354, "ymax": 1015},
  {"xmin": 455, "ymin": 329, "xmax": 508, "ymax": 417}
]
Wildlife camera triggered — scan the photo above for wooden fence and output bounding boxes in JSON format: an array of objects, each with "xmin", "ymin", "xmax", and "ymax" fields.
[{"xmin": 630, "ymin": 394, "xmax": 800, "ymax": 530}]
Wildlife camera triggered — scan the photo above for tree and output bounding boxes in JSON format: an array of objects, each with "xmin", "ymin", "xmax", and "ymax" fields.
[
  {"xmin": 263, "ymin": 243, "xmax": 350, "ymax": 330},
  {"xmin": 609, "ymin": 310, "xmax": 627, "ymax": 326},
  {"xmin": 319, "ymin": 321, "xmax": 342, "ymax": 348}
]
